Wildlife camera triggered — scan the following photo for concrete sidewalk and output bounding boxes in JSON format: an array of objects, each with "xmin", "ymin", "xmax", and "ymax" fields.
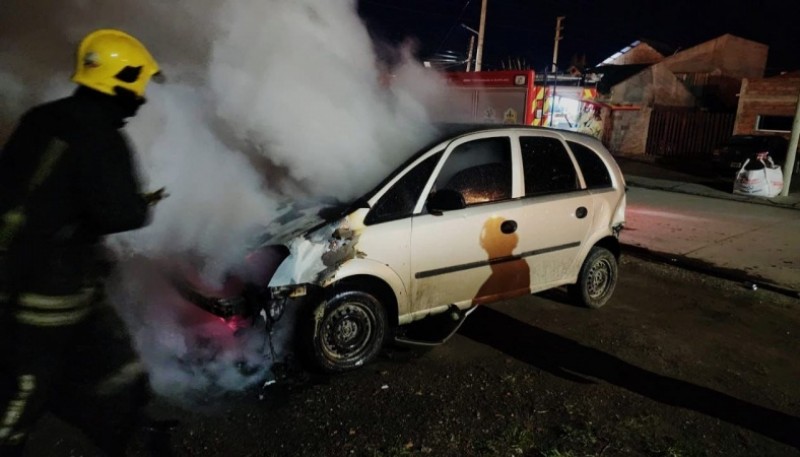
[
  {"xmin": 626, "ymin": 175, "xmax": 800, "ymax": 211},
  {"xmin": 616, "ymin": 157, "xmax": 800, "ymax": 296}
]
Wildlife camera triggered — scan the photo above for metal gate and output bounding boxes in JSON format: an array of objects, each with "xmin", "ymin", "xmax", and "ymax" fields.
[{"xmin": 646, "ymin": 108, "xmax": 735, "ymax": 157}]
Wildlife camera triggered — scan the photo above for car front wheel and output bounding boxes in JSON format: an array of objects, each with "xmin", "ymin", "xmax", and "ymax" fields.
[
  {"xmin": 569, "ymin": 246, "xmax": 618, "ymax": 309},
  {"xmin": 306, "ymin": 289, "xmax": 387, "ymax": 373}
]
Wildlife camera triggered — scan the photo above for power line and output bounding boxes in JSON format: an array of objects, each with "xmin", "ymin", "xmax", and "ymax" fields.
[{"xmin": 434, "ymin": 0, "xmax": 473, "ymax": 54}]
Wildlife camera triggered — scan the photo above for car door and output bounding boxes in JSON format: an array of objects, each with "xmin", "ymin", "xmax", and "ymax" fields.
[
  {"xmin": 515, "ymin": 134, "xmax": 594, "ymax": 290},
  {"xmin": 356, "ymin": 150, "xmax": 446, "ymax": 300},
  {"xmin": 410, "ymin": 133, "xmax": 532, "ymax": 313}
]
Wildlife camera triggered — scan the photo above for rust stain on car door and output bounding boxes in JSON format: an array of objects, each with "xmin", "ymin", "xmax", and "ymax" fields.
[{"xmin": 472, "ymin": 216, "xmax": 531, "ymax": 305}]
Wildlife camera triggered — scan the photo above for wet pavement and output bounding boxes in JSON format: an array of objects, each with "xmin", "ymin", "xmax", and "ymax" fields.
[{"xmin": 616, "ymin": 155, "xmax": 800, "ymax": 295}]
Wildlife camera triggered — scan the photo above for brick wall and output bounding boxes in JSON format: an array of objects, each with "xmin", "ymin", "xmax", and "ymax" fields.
[
  {"xmin": 609, "ymin": 108, "xmax": 651, "ymax": 155},
  {"xmin": 605, "ymin": 66, "xmax": 694, "ymax": 107},
  {"xmin": 734, "ymin": 76, "xmax": 800, "ymax": 136}
]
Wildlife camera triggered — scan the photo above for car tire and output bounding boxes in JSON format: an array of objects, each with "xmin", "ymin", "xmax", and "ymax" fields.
[
  {"xmin": 305, "ymin": 289, "xmax": 387, "ymax": 373},
  {"xmin": 569, "ymin": 246, "xmax": 618, "ymax": 309}
]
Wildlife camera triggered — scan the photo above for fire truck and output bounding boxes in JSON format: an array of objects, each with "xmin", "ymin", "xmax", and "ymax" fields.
[{"xmin": 434, "ymin": 70, "xmax": 602, "ymax": 137}]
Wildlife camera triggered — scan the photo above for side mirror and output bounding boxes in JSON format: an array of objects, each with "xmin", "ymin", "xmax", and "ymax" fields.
[{"xmin": 427, "ymin": 189, "xmax": 466, "ymax": 215}]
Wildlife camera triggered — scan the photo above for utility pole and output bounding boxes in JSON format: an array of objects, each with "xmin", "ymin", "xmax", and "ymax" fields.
[
  {"xmin": 780, "ymin": 91, "xmax": 800, "ymax": 196},
  {"xmin": 552, "ymin": 16, "xmax": 565, "ymax": 73},
  {"xmin": 475, "ymin": 0, "xmax": 488, "ymax": 71},
  {"xmin": 548, "ymin": 16, "xmax": 565, "ymax": 127}
]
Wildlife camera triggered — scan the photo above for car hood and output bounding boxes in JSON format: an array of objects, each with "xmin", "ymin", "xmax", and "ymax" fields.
[
  {"xmin": 253, "ymin": 197, "xmax": 349, "ymax": 248},
  {"xmin": 250, "ymin": 197, "xmax": 364, "ymax": 288}
]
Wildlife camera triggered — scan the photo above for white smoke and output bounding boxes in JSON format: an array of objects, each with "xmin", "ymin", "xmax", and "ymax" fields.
[
  {"xmin": 1, "ymin": 0, "xmax": 447, "ymax": 405},
  {"xmin": 120, "ymin": 85, "xmax": 279, "ymax": 285},
  {"xmin": 208, "ymin": 0, "xmax": 439, "ymax": 198},
  {"xmin": 0, "ymin": 69, "xmax": 26, "ymax": 123},
  {"xmin": 105, "ymin": 257, "xmax": 269, "ymax": 402}
]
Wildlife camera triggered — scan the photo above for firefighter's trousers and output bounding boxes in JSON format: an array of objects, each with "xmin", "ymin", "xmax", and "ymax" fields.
[{"xmin": 0, "ymin": 284, "xmax": 149, "ymax": 456}]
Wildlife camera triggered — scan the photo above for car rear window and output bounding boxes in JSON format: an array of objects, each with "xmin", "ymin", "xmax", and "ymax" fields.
[
  {"xmin": 567, "ymin": 141, "xmax": 612, "ymax": 189},
  {"xmin": 520, "ymin": 136, "xmax": 579, "ymax": 195}
]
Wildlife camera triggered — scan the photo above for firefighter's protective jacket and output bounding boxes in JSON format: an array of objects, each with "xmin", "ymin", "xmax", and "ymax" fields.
[{"xmin": 0, "ymin": 87, "xmax": 150, "ymax": 292}]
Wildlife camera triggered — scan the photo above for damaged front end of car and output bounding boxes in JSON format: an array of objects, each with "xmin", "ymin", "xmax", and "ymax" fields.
[
  {"xmin": 170, "ymin": 274, "xmax": 315, "ymax": 325},
  {"xmin": 169, "ymin": 198, "xmax": 360, "ymax": 339}
]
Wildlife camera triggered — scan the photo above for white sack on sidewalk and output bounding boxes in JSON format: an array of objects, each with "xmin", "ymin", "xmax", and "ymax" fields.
[{"xmin": 733, "ymin": 157, "xmax": 784, "ymax": 198}]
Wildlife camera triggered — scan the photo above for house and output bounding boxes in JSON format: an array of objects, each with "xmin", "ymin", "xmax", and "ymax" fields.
[
  {"xmin": 590, "ymin": 34, "xmax": 769, "ymax": 156},
  {"xmin": 734, "ymin": 72, "xmax": 800, "ymax": 173},
  {"xmin": 734, "ymin": 72, "xmax": 800, "ymax": 138}
]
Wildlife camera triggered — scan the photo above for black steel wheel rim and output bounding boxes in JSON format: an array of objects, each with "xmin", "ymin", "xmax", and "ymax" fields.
[
  {"xmin": 320, "ymin": 301, "xmax": 375, "ymax": 363},
  {"xmin": 587, "ymin": 258, "xmax": 613, "ymax": 299}
]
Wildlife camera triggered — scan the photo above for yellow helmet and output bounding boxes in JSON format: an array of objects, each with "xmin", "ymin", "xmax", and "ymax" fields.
[{"xmin": 71, "ymin": 29, "xmax": 161, "ymax": 98}]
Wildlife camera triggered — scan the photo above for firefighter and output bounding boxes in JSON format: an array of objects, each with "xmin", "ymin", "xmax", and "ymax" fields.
[
  {"xmin": 578, "ymin": 103, "xmax": 603, "ymax": 139},
  {"xmin": 0, "ymin": 29, "xmax": 168, "ymax": 456}
]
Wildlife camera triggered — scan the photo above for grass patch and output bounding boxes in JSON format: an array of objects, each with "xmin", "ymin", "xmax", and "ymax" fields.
[
  {"xmin": 476, "ymin": 423, "xmax": 537, "ymax": 456},
  {"xmin": 541, "ymin": 449, "xmax": 577, "ymax": 457}
]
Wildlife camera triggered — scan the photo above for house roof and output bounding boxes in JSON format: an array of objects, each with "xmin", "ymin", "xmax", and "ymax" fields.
[
  {"xmin": 592, "ymin": 33, "xmax": 770, "ymax": 94},
  {"xmin": 591, "ymin": 64, "xmax": 651, "ymax": 94},
  {"xmin": 637, "ymin": 38, "xmax": 677, "ymax": 58},
  {"xmin": 598, "ymin": 39, "xmax": 675, "ymax": 66},
  {"xmin": 660, "ymin": 33, "xmax": 768, "ymax": 77},
  {"xmin": 770, "ymin": 70, "xmax": 800, "ymax": 78}
]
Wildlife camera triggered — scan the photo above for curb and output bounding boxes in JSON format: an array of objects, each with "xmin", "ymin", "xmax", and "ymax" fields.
[{"xmin": 620, "ymin": 244, "xmax": 800, "ymax": 300}]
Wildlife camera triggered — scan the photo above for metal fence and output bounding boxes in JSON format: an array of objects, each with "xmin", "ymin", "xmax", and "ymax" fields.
[{"xmin": 646, "ymin": 108, "xmax": 735, "ymax": 157}]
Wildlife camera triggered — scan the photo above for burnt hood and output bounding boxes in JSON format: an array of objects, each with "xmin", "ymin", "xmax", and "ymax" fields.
[{"xmin": 254, "ymin": 197, "xmax": 363, "ymax": 248}]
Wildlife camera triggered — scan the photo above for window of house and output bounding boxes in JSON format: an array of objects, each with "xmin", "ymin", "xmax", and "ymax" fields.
[
  {"xmin": 756, "ymin": 115, "xmax": 793, "ymax": 132},
  {"xmin": 520, "ymin": 136, "xmax": 579, "ymax": 195},
  {"xmin": 366, "ymin": 152, "xmax": 442, "ymax": 225},
  {"xmin": 433, "ymin": 137, "xmax": 512, "ymax": 206},
  {"xmin": 567, "ymin": 141, "xmax": 612, "ymax": 189}
]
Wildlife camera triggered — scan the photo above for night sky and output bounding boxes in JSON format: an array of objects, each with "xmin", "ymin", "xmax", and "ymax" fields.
[{"xmin": 357, "ymin": 0, "xmax": 800, "ymax": 75}]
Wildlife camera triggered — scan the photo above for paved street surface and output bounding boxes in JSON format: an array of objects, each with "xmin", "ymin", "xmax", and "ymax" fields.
[
  {"xmin": 623, "ymin": 186, "xmax": 800, "ymax": 291},
  {"xmin": 27, "ymin": 257, "xmax": 800, "ymax": 457}
]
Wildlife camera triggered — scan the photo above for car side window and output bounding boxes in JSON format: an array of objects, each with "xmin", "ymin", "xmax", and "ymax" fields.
[
  {"xmin": 567, "ymin": 141, "xmax": 612, "ymax": 189},
  {"xmin": 366, "ymin": 152, "xmax": 443, "ymax": 225},
  {"xmin": 520, "ymin": 136, "xmax": 579, "ymax": 196},
  {"xmin": 433, "ymin": 137, "xmax": 512, "ymax": 206}
]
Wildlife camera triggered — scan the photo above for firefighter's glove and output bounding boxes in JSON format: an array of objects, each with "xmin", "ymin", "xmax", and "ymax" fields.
[{"xmin": 143, "ymin": 187, "xmax": 169, "ymax": 207}]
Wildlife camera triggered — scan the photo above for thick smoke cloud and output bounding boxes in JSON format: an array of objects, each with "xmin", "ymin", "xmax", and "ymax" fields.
[
  {"xmin": 209, "ymin": 0, "xmax": 440, "ymax": 198},
  {"xmin": 1, "ymin": 0, "xmax": 447, "ymax": 405}
]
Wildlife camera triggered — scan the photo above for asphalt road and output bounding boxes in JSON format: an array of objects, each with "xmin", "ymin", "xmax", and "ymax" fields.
[{"xmin": 26, "ymin": 255, "xmax": 800, "ymax": 457}]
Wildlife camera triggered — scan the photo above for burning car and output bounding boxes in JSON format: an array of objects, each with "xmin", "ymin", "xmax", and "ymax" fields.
[{"xmin": 172, "ymin": 124, "xmax": 627, "ymax": 373}]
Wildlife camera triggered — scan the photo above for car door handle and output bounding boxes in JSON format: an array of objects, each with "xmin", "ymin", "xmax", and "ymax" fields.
[
  {"xmin": 576, "ymin": 207, "xmax": 588, "ymax": 219},
  {"xmin": 501, "ymin": 220, "xmax": 517, "ymax": 234}
]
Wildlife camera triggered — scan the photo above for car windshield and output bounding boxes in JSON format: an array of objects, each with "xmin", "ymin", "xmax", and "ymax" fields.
[
  {"xmin": 348, "ymin": 124, "xmax": 493, "ymax": 207},
  {"xmin": 256, "ymin": 125, "xmax": 479, "ymax": 228},
  {"xmin": 327, "ymin": 123, "xmax": 531, "ymax": 221}
]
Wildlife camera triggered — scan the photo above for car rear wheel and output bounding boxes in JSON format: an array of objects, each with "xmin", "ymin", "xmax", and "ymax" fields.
[
  {"xmin": 569, "ymin": 246, "xmax": 618, "ymax": 309},
  {"xmin": 306, "ymin": 289, "xmax": 387, "ymax": 373}
]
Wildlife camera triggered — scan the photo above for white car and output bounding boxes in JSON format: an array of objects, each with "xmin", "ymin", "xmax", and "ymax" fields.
[{"xmin": 175, "ymin": 125, "xmax": 627, "ymax": 372}]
